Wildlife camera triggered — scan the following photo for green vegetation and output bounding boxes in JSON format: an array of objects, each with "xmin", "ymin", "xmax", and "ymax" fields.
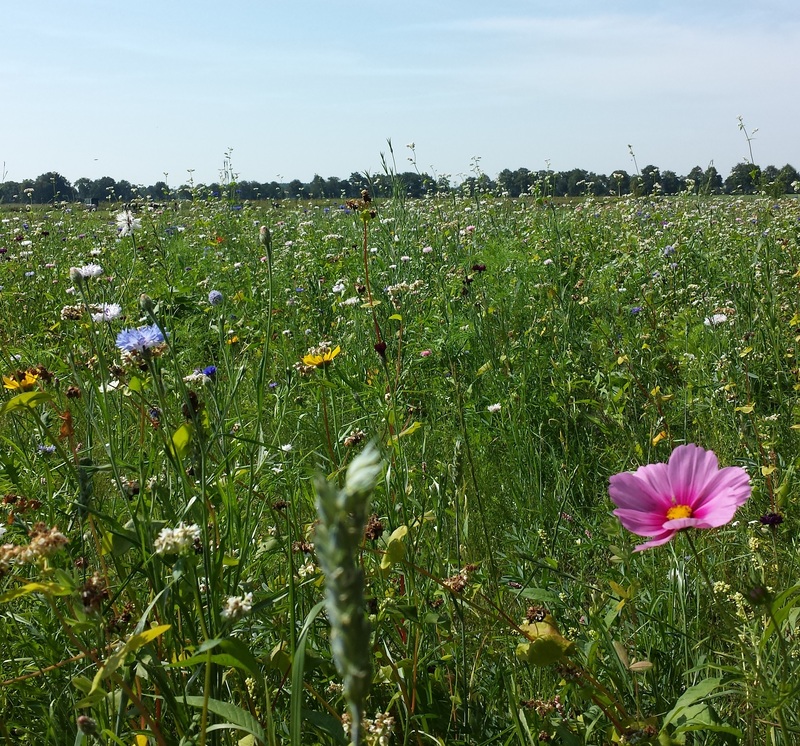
[{"xmin": 1, "ymin": 185, "xmax": 799, "ymax": 745}]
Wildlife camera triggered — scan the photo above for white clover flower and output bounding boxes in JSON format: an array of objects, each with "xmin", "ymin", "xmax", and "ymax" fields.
[
  {"xmin": 154, "ymin": 522, "xmax": 201, "ymax": 556},
  {"xmin": 221, "ymin": 592, "xmax": 253, "ymax": 621},
  {"xmin": 487, "ymin": 403, "xmax": 501, "ymax": 413}
]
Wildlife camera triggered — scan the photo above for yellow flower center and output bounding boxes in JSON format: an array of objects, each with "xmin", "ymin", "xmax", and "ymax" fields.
[{"xmin": 666, "ymin": 504, "xmax": 693, "ymax": 520}]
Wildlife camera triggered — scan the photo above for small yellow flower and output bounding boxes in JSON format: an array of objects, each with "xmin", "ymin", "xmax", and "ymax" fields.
[
  {"xmin": 302, "ymin": 344, "xmax": 341, "ymax": 368},
  {"xmin": 3, "ymin": 370, "xmax": 39, "ymax": 392}
]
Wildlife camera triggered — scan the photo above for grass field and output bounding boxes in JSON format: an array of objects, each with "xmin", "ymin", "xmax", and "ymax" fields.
[{"xmin": 0, "ymin": 187, "xmax": 799, "ymax": 745}]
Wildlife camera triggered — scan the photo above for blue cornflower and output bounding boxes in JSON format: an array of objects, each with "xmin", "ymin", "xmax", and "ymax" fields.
[
  {"xmin": 208, "ymin": 290, "xmax": 223, "ymax": 306},
  {"xmin": 116, "ymin": 324, "xmax": 165, "ymax": 354},
  {"xmin": 630, "ymin": 306, "xmax": 643, "ymax": 315},
  {"xmin": 202, "ymin": 365, "xmax": 217, "ymax": 378},
  {"xmin": 37, "ymin": 444, "xmax": 56, "ymax": 455}
]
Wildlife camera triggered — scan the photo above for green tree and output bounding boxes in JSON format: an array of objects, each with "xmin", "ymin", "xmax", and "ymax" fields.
[
  {"xmin": 725, "ymin": 162, "xmax": 760, "ymax": 194},
  {"xmin": 32, "ymin": 171, "xmax": 73, "ymax": 203}
]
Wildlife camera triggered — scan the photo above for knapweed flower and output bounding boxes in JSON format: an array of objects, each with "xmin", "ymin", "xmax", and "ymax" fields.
[
  {"xmin": 208, "ymin": 289, "xmax": 223, "ymax": 306},
  {"xmin": 71, "ymin": 263, "xmax": 104, "ymax": 280},
  {"xmin": 116, "ymin": 324, "xmax": 165, "ymax": 355},
  {"xmin": 116, "ymin": 211, "xmax": 142, "ymax": 237},
  {"xmin": 609, "ymin": 444, "xmax": 751, "ymax": 551},
  {"xmin": 154, "ymin": 522, "xmax": 201, "ymax": 556},
  {"xmin": 3, "ymin": 369, "xmax": 39, "ymax": 391},
  {"xmin": 115, "ymin": 324, "xmax": 166, "ymax": 365},
  {"xmin": 302, "ymin": 342, "xmax": 341, "ymax": 368},
  {"xmin": 90, "ymin": 303, "xmax": 122, "ymax": 323}
]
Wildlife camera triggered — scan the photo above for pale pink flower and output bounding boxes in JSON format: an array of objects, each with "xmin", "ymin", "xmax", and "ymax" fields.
[{"xmin": 609, "ymin": 444, "xmax": 751, "ymax": 551}]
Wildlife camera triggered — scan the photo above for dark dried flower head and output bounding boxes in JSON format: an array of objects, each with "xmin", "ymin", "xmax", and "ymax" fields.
[
  {"xmin": 343, "ymin": 428, "xmax": 366, "ymax": 448},
  {"xmin": 364, "ymin": 513, "xmax": 384, "ymax": 541},
  {"xmin": 443, "ymin": 570, "xmax": 469, "ymax": 594},
  {"xmin": 759, "ymin": 512, "xmax": 784, "ymax": 526},
  {"xmin": 65, "ymin": 385, "xmax": 82, "ymax": 399},
  {"xmin": 81, "ymin": 572, "xmax": 109, "ymax": 614},
  {"xmin": 526, "ymin": 605, "xmax": 549, "ymax": 623}
]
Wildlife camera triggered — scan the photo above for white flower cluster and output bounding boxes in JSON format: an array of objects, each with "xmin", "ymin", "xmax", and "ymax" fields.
[
  {"xmin": 153, "ymin": 522, "xmax": 201, "ymax": 556},
  {"xmin": 221, "ymin": 592, "xmax": 253, "ymax": 621},
  {"xmin": 1, "ymin": 524, "xmax": 68, "ymax": 573},
  {"xmin": 342, "ymin": 712, "xmax": 396, "ymax": 746}
]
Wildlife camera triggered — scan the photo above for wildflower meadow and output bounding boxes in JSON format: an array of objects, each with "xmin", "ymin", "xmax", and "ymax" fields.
[{"xmin": 1, "ymin": 178, "xmax": 799, "ymax": 745}]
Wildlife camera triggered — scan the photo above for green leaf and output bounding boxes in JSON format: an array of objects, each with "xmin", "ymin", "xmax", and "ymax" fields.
[
  {"xmin": 291, "ymin": 600, "xmax": 326, "ymax": 746},
  {"xmin": 184, "ymin": 696, "xmax": 265, "ymax": 745},
  {"xmin": 0, "ymin": 582, "xmax": 74, "ymax": 603},
  {"xmin": 90, "ymin": 624, "xmax": 171, "ymax": 693},
  {"xmin": 0, "ymin": 391, "xmax": 53, "ymax": 417},
  {"xmin": 168, "ymin": 422, "xmax": 194, "ymax": 459},
  {"xmin": 380, "ymin": 525, "xmax": 408, "ymax": 572},
  {"xmin": 387, "ymin": 420, "xmax": 422, "ymax": 445},
  {"xmin": 661, "ymin": 678, "xmax": 721, "ymax": 729},
  {"xmin": 169, "ymin": 639, "xmax": 262, "ymax": 680}
]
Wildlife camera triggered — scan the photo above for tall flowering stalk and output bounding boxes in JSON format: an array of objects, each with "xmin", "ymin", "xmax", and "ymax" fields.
[{"xmin": 314, "ymin": 445, "xmax": 383, "ymax": 745}]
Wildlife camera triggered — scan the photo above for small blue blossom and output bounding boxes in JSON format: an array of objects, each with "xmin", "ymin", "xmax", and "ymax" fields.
[
  {"xmin": 202, "ymin": 365, "xmax": 217, "ymax": 378},
  {"xmin": 37, "ymin": 444, "xmax": 56, "ymax": 455},
  {"xmin": 208, "ymin": 290, "xmax": 223, "ymax": 306},
  {"xmin": 630, "ymin": 306, "xmax": 643, "ymax": 315},
  {"xmin": 116, "ymin": 324, "xmax": 165, "ymax": 354},
  {"xmin": 662, "ymin": 245, "xmax": 675, "ymax": 256}
]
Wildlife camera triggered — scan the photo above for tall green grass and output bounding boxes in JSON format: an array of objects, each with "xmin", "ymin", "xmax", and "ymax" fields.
[{"xmin": 0, "ymin": 188, "xmax": 798, "ymax": 744}]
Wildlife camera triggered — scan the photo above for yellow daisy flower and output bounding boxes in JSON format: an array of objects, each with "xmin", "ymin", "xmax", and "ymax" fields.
[
  {"xmin": 3, "ymin": 370, "xmax": 39, "ymax": 392},
  {"xmin": 302, "ymin": 344, "xmax": 341, "ymax": 368}
]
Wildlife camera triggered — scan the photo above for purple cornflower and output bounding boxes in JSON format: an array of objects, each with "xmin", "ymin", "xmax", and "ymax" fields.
[
  {"xmin": 208, "ymin": 290, "xmax": 223, "ymax": 306},
  {"xmin": 630, "ymin": 306, "xmax": 643, "ymax": 315}
]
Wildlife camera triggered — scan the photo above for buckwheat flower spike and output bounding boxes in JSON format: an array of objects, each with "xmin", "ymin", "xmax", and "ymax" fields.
[{"xmin": 609, "ymin": 444, "xmax": 751, "ymax": 551}]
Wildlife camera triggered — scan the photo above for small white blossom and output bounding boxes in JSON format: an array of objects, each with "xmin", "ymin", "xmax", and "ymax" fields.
[
  {"xmin": 487, "ymin": 403, "xmax": 501, "ymax": 413},
  {"xmin": 221, "ymin": 592, "xmax": 253, "ymax": 620},
  {"xmin": 154, "ymin": 522, "xmax": 201, "ymax": 556},
  {"xmin": 116, "ymin": 210, "xmax": 142, "ymax": 237},
  {"xmin": 90, "ymin": 303, "xmax": 122, "ymax": 323},
  {"xmin": 704, "ymin": 313, "xmax": 728, "ymax": 327}
]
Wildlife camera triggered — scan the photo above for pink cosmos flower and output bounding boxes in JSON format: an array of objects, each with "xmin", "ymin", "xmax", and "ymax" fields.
[{"xmin": 609, "ymin": 444, "xmax": 751, "ymax": 551}]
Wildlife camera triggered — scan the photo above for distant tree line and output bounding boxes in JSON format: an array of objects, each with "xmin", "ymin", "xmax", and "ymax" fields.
[{"xmin": 1, "ymin": 162, "xmax": 798, "ymax": 205}]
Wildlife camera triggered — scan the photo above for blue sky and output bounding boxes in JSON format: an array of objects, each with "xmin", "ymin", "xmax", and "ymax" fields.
[{"xmin": 3, "ymin": 0, "xmax": 798, "ymax": 186}]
